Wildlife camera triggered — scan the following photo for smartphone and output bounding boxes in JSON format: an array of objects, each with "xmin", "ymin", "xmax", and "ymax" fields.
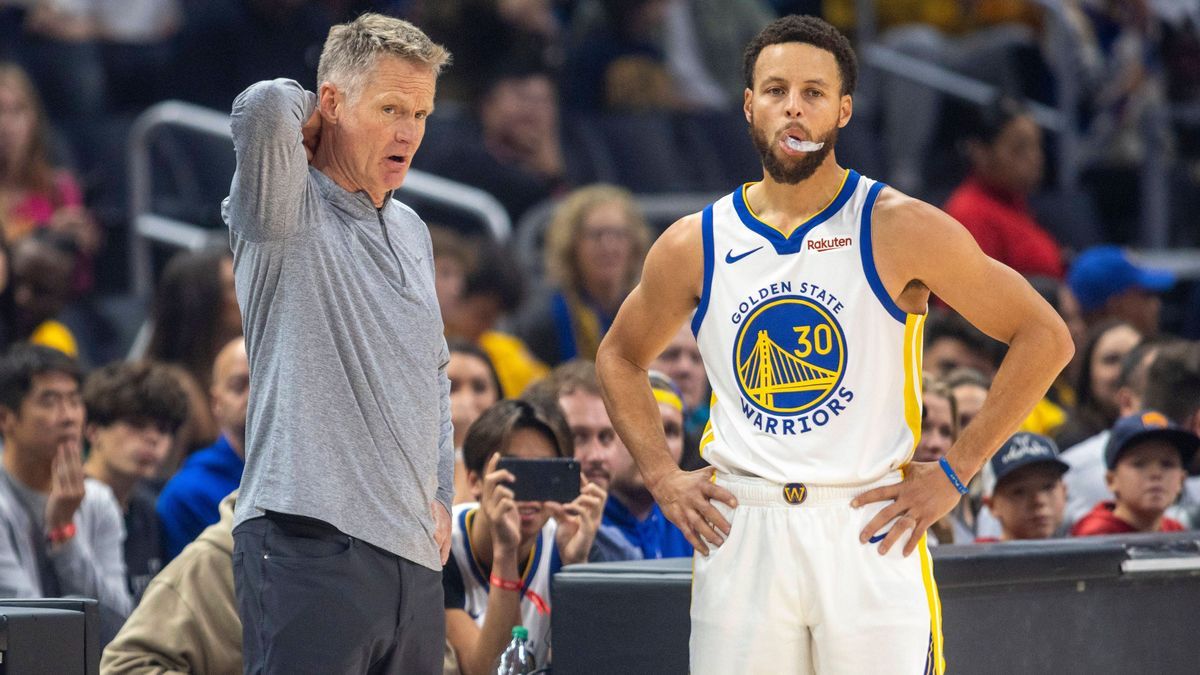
[{"xmin": 496, "ymin": 457, "xmax": 581, "ymax": 503}]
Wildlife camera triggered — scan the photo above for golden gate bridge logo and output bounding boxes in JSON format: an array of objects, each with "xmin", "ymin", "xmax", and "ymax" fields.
[{"xmin": 734, "ymin": 296, "xmax": 846, "ymax": 415}]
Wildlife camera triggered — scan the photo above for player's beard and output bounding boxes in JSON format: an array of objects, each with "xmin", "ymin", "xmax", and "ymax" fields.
[{"xmin": 750, "ymin": 120, "xmax": 838, "ymax": 185}]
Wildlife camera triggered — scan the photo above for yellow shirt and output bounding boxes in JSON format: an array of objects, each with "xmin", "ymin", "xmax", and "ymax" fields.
[
  {"xmin": 478, "ymin": 331, "xmax": 549, "ymax": 399},
  {"xmin": 1019, "ymin": 397, "xmax": 1067, "ymax": 438},
  {"xmin": 825, "ymin": 0, "xmax": 1040, "ymax": 34},
  {"xmin": 30, "ymin": 320, "xmax": 78, "ymax": 358}
]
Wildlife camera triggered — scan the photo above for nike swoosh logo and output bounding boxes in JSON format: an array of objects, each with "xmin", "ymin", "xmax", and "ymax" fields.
[{"xmin": 725, "ymin": 246, "xmax": 763, "ymax": 264}]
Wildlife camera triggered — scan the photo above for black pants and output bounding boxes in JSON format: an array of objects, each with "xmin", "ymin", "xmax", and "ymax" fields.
[{"xmin": 233, "ymin": 513, "xmax": 444, "ymax": 674}]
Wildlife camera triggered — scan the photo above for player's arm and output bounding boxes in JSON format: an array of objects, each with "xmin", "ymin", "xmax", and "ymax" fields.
[
  {"xmin": 596, "ymin": 214, "xmax": 737, "ymax": 555},
  {"xmin": 853, "ymin": 191, "xmax": 1074, "ymax": 555}
]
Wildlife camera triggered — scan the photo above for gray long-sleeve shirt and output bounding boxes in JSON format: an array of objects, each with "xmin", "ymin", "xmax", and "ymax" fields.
[
  {"xmin": 223, "ymin": 79, "xmax": 454, "ymax": 571},
  {"xmin": 0, "ymin": 471, "xmax": 132, "ymax": 642}
]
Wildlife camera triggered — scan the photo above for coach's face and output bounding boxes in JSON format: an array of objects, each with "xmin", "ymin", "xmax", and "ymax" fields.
[
  {"xmin": 744, "ymin": 43, "xmax": 851, "ymax": 184},
  {"xmin": 322, "ymin": 55, "xmax": 435, "ymax": 206}
]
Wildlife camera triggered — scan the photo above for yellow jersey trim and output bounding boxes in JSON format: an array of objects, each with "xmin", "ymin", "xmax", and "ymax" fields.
[{"xmin": 740, "ymin": 169, "xmax": 851, "ymax": 239}]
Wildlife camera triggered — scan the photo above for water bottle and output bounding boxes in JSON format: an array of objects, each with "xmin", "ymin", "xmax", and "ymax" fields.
[{"xmin": 495, "ymin": 625, "xmax": 537, "ymax": 674}]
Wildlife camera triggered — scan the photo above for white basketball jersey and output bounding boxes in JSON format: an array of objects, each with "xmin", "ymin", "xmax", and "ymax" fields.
[
  {"xmin": 692, "ymin": 170, "xmax": 925, "ymax": 485},
  {"xmin": 448, "ymin": 503, "xmax": 558, "ymax": 666}
]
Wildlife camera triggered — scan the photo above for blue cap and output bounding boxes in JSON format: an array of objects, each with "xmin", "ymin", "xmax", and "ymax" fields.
[
  {"xmin": 1067, "ymin": 246, "xmax": 1175, "ymax": 313},
  {"xmin": 1104, "ymin": 410, "xmax": 1200, "ymax": 473},
  {"xmin": 984, "ymin": 432, "xmax": 1069, "ymax": 496}
]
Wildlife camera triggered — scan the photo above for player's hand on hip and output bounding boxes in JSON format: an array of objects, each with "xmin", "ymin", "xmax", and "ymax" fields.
[
  {"xmin": 650, "ymin": 467, "xmax": 738, "ymax": 556},
  {"xmin": 851, "ymin": 461, "xmax": 963, "ymax": 557}
]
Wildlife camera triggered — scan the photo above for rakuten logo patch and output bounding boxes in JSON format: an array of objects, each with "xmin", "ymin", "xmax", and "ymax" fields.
[{"xmin": 806, "ymin": 237, "xmax": 852, "ymax": 252}]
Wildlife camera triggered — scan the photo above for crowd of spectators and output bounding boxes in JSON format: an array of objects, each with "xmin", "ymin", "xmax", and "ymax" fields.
[{"xmin": 0, "ymin": 0, "xmax": 1199, "ymax": 672}]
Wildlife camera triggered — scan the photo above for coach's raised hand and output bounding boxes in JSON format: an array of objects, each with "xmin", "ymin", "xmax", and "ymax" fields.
[{"xmin": 649, "ymin": 466, "xmax": 738, "ymax": 556}]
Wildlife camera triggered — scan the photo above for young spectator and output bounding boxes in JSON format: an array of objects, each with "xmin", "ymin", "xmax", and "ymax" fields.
[
  {"xmin": 1140, "ymin": 341, "xmax": 1200, "ymax": 528},
  {"xmin": 444, "ymin": 399, "xmax": 606, "ymax": 673},
  {"xmin": 650, "ymin": 323, "xmax": 711, "ymax": 469},
  {"xmin": 524, "ymin": 360, "xmax": 644, "ymax": 562},
  {"xmin": 420, "ymin": 60, "xmax": 568, "ymax": 222},
  {"xmin": 102, "ymin": 492, "xmax": 242, "ymax": 674},
  {"xmin": 447, "ymin": 341, "xmax": 503, "ymax": 505},
  {"xmin": 518, "ymin": 185, "xmax": 651, "ymax": 365},
  {"xmin": 0, "ymin": 63, "xmax": 100, "ymax": 291},
  {"xmin": 922, "ymin": 308, "xmax": 1003, "ymax": 379},
  {"xmin": 429, "ymin": 225, "xmax": 475, "ymax": 331},
  {"xmin": 446, "ymin": 245, "xmax": 549, "ymax": 399},
  {"xmin": 156, "ymin": 338, "xmax": 249, "ymax": 559},
  {"xmin": 1061, "ymin": 338, "xmax": 1166, "ymax": 527},
  {"xmin": 945, "ymin": 97, "xmax": 1065, "ymax": 279},
  {"xmin": 81, "ymin": 360, "xmax": 189, "ymax": 602},
  {"xmin": 913, "ymin": 376, "xmax": 957, "ymax": 464},
  {"xmin": 145, "ymin": 247, "xmax": 241, "ymax": 473},
  {"xmin": 600, "ymin": 371, "xmax": 692, "ymax": 559},
  {"xmin": 0, "ymin": 345, "xmax": 130, "ymax": 641},
  {"xmin": 945, "ymin": 367, "xmax": 990, "ymax": 432},
  {"xmin": 1056, "ymin": 320, "xmax": 1142, "ymax": 450},
  {"xmin": 1072, "ymin": 411, "xmax": 1198, "ymax": 536},
  {"xmin": 1067, "ymin": 246, "xmax": 1174, "ymax": 337},
  {"xmin": 9, "ymin": 232, "xmax": 78, "ymax": 357},
  {"xmin": 1028, "ymin": 275, "xmax": 1088, "ymax": 418},
  {"xmin": 978, "ymin": 433, "xmax": 1070, "ymax": 542}
]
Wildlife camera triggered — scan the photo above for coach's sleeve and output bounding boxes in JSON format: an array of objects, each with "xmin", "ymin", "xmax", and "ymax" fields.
[
  {"xmin": 435, "ymin": 338, "xmax": 456, "ymax": 513},
  {"xmin": 223, "ymin": 78, "xmax": 316, "ymax": 242}
]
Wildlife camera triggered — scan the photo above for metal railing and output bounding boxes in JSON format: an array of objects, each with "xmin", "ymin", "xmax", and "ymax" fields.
[{"xmin": 126, "ymin": 100, "xmax": 512, "ymax": 299}]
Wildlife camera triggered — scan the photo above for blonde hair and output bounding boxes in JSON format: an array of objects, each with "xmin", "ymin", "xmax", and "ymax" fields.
[
  {"xmin": 543, "ymin": 184, "xmax": 651, "ymax": 295},
  {"xmin": 0, "ymin": 62, "xmax": 54, "ymax": 192},
  {"xmin": 317, "ymin": 13, "xmax": 450, "ymax": 100}
]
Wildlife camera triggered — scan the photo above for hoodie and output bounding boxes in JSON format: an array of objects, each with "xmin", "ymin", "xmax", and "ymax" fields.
[{"xmin": 101, "ymin": 492, "xmax": 241, "ymax": 674}]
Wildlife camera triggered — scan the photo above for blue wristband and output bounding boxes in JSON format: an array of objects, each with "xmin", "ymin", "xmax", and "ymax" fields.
[{"xmin": 938, "ymin": 457, "xmax": 969, "ymax": 495}]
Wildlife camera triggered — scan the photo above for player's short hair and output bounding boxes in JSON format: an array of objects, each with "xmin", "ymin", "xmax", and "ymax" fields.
[
  {"xmin": 83, "ymin": 360, "xmax": 189, "ymax": 434},
  {"xmin": 742, "ymin": 15, "xmax": 858, "ymax": 95},
  {"xmin": 317, "ymin": 13, "xmax": 451, "ymax": 101},
  {"xmin": 461, "ymin": 399, "xmax": 572, "ymax": 476}
]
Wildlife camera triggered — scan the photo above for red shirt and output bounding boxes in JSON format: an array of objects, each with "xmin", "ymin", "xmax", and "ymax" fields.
[
  {"xmin": 944, "ymin": 176, "xmax": 1065, "ymax": 279},
  {"xmin": 1070, "ymin": 501, "xmax": 1185, "ymax": 536}
]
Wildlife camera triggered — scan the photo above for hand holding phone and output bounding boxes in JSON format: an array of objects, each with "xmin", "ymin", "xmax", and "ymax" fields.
[{"xmin": 495, "ymin": 457, "xmax": 582, "ymax": 503}]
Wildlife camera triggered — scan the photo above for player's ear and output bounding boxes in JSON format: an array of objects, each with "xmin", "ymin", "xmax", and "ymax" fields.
[
  {"xmin": 838, "ymin": 94, "xmax": 852, "ymax": 128},
  {"xmin": 743, "ymin": 88, "xmax": 753, "ymax": 124}
]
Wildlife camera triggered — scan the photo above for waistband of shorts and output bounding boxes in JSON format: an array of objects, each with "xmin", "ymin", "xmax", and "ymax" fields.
[{"xmin": 714, "ymin": 472, "xmax": 902, "ymax": 507}]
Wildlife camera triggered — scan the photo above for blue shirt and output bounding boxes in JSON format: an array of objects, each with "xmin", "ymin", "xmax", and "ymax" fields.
[
  {"xmin": 602, "ymin": 497, "xmax": 693, "ymax": 560},
  {"xmin": 157, "ymin": 435, "xmax": 245, "ymax": 559}
]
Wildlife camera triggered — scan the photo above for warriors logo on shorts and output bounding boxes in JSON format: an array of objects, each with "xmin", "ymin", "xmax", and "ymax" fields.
[{"xmin": 733, "ymin": 295, "xmax": 847, "ymax": 416}]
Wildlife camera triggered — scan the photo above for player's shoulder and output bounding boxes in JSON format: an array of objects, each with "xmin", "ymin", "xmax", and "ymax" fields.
[
  {"xmin": 870, "ymin": 185, "xmax": 968, "ymax": 248},
  {"xmin": 648, "ymin": 211, "xmax": 704, "ymax": 259}
]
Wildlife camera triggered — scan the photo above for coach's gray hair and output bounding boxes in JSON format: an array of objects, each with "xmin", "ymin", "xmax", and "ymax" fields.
[{"xmin": 317, "ymin": 13, "xmax": 450, "ymax": 100}]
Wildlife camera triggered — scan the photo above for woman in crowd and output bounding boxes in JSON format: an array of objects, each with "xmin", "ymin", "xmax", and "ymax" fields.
[
  {"xmin": 444, "ymin": 399, "xmax": 606, "ymax": 674},
  {"xmin": 944, "ymin": 96, "xmax": 1064, "ymax": 280},
  {"xmin": 0, "ymin": 62, "xmax": 100, "ymax": 293},
  {"xmin": 916, "ymin": 375, "xmax": 979, "ymax": 544},
  {"xmin": 519, "ymin": 184, "xmax": 651, "ymax": 365},
  {"xmin": 145, "ymin": 247, "xmax": 242, "ymax": 475},
  {"xmin": 1055, "ymin": 319, "xmax": 1142, "ymax": 451},
  {"xmin": 448, "ymin": 341, "xmax": 504, "ymax": 505}
]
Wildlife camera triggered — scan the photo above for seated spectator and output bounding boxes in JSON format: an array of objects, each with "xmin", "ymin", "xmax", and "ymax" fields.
[
  {"xmin": 1067, "ymin": 246, "xmax": 1174, "ymax": 337},
  {"xmin": 600, "ymin": 371, "xmax": 692, "ymax": 559},
  {"xmin": 945, "ymin": 97, "xmax": 1064, "ymax": 279},
  {"xmin": 1072, "ymin": 411, "xmax": 1198, "ymax": 536},
  {"xmin": 563, "ymin": 0, "xmax": 681, "ymax": 111},
  {"xmin": 1028, "ymin": 275, "xmax": 1087, "ymax": 411},
  {"xmin": 445, "ymin": 246, "xmax": 548, "ymax": 399},
  {"xmin": 157, "ymin": 338, "xmax": 248, "ymax": 559},
  {"xmin": 9, "ymin": 232, "xmax": 78, "ymax": 357},
  {"xmin": 650, "ymin": 323, "xmax": 711, "ymax": 470},
  {"xmin": 419, "ymin": 60, "xmax": 568, "ymax": 222},
  {"xmin": 978, "ymin": 433, "xmax": 1070, "ymax": 542},
  {"xmin": 518, "ymin": 185, "xmax": 651, "ymax": 365},
  {"xmin": 922, "ymin": 308, "xmax": 1003, "ymax": 379},
  {"xmin": 145, "ymin": 247, "xmax": 242, "ymax": 476},
  {"xmin": 101, "ymin": 492, "xmax": 241, "ymax": 674},
  {"xmin": 0, "ymin": 345, "xmax": 130, "ymax": 641},
  {"xmin": 1140, "ymin": 342, "xmax": 1200, "ymax": 528},
  {"xmin": 445, "ymin": 399, "xmax": 606, "ymax": 673},
  {"xmin": 1061, "ymin": 338, "xmax": 1166, "ymax": 527},
  {"xmin": 429, "ymin": 225, "xmax": 474, "ymax": 327},
  {"xmin": 945, "ymin": 367, "xmax": 990, "ymax": 432},
  {"xmin": 1056, "ymin": 320, "xmax": 1142, "ymax": 451},
  {"xmin": 525, "ymin": 360, "xmax": 644, "ymax": 562},
  {"xmin": 914, "ymin": 376, "xmax": 956, "ymax": 464},
  {"xmin": 81, "ymin": 360, "xmax": 189, "ymax": 602},
  {"xmin": 0, "ymin": 232, "xmax": 13, "ymax": 349},
  {"xmin": 0, "ymin": 63, "xmax": 100, "ymax": 292},
  {"xmin": 447, "ymin": 341, "xmax": 503, "ymax": 505}
]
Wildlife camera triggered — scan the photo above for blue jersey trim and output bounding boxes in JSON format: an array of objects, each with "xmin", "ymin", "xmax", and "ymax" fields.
[
  {"xmin": 462, "ymin": 506, "xmax": 546, "ymax": 600},
  {"xmin": 732, "ymin": 170, "xmax": 860, "ymax": 255},
  {"xmin": 859, "ymin": 181, "xmax": 907, "ymax": 323},
  {"xmin": 691, "ymin": 204, "xmax": 715, "ymax": 337}
]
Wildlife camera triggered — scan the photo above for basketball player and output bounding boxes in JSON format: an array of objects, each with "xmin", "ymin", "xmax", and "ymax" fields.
[{"xmin": 595, "ymin": 16, "xmax": 1073, "ymax": 675}]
